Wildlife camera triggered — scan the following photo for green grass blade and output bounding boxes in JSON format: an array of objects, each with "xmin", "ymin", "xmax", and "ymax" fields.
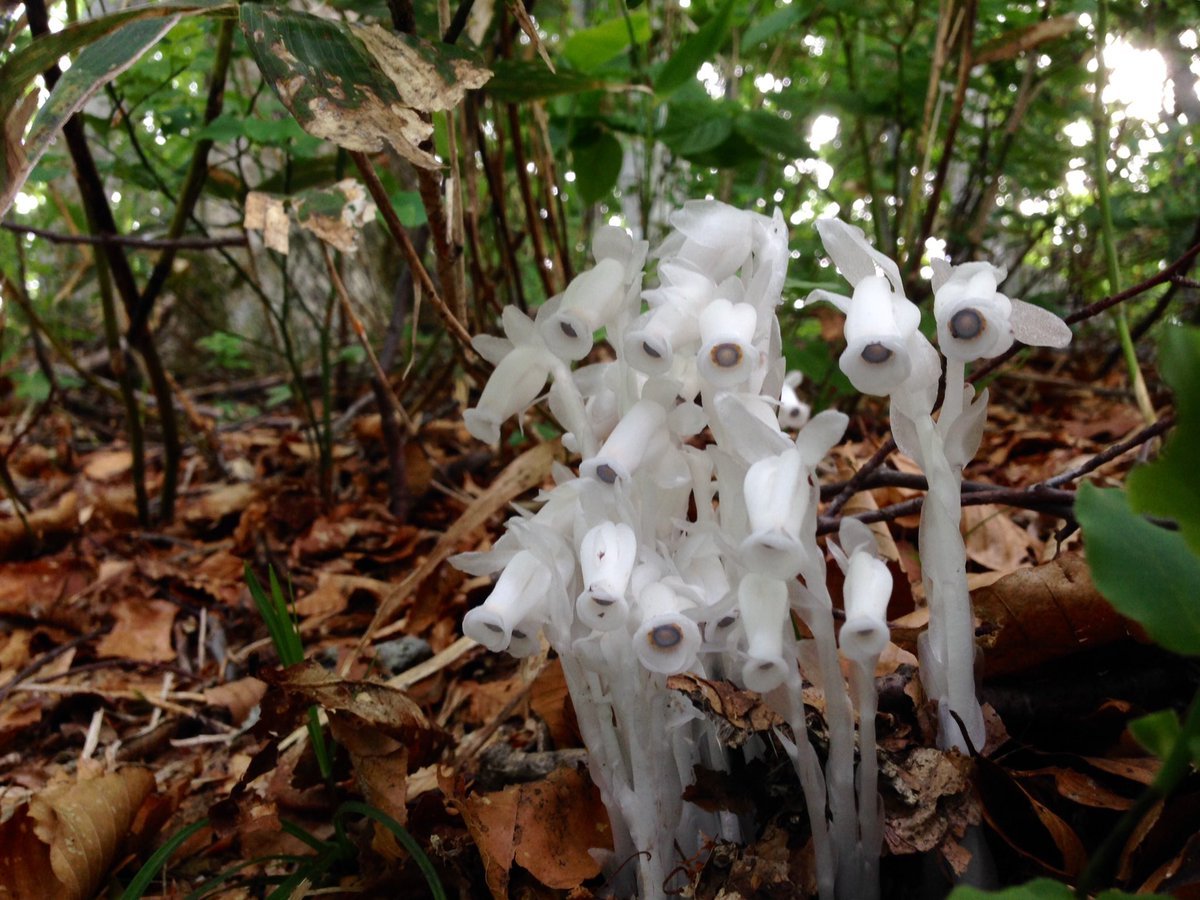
[{"xmin": 118, "ymin": 817, "xmax": 209, "ymax": 900}]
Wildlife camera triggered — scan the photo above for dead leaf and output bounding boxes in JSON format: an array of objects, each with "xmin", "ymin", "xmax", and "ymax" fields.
[
  {"xmin": 6, "ymin": 768, "xmax": 158, "ymax": 900},
  {"xmin": 82, "ymin": 449, "xmax": 133, "ymax": 482},
  {"xmin": 458, "ymin": 766, "xmax": 609, "ymax": 897},
  {"xmin": 976, "ymin": 755, "xmax": 1087, "ymax": 876},
  {"xmin": 272, "ymin": 661, "xmax": 445, "ymax": 765},
  {"xmin": 96, "ymin": 597, "xmax": 178, "ymax": 663},
  {"xmin": 183, "ymin": 482, "xmax": 260, "ymax": 525},
  {"xmin": 0, "ymin": 492, "xmax": 78, "ymax": 561},
  {"xmin": 244, "ymin": 191, "xmax": 289, "ymax": 254},
  {"xmin": 293, "ymin": 179, "xmax": 375, "ymax": 253},
  {"xmin": 204, "ymin": 677, "xmax": 268, "ymax": 725},
  {"xmin": 962, "ymin": 504, "xmax": 1037, "ymax": 572},
  {"xmin": 883, "ymin": 747, "xmax": 978, "ymax": 855},
  {"xmin": 668, "ymin": 673, "xmax": 786, "ymax": 748},
  {"xmin": 974, "ymin": 553, "xmax": 1139, "ymax": 676}
]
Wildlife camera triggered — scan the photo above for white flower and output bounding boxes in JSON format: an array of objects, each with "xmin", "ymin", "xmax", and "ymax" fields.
[
  {"xmin": 541, "ymin": 257, "xmax": 628, "ymax": 360},
  {"xmin": 738, "ymin": 574, "xmax": 792, "ymax": 693},
  {"xmin": 697, "ymin": 298, "xmax": 760, "ymax": 388},
  {"xmin": 837, "ymin": 276, "xmax": 921, "ymax": 396},
  {"xmin": 778, "ymin": 371, "xmax": 811, "ymax": 430},
  {"xmin": 576, "ymin": 521, "xmax": 638, "ymax": 632},
  {"xmin": 580, "ymin": 399, "xmax": 667, "ymax": 485},
  {"xmin": 740, "ymin": 447, "xmax": 812, "ymax": 578},
  {"xmin": 633, "ymin": 581, "xmax": 702, "ymax": 674},
  {"xmin": 931, "ymin": 259, "xmax": 1072, "ymax": 361},
  {"xmin": 461, "ymin": 550, "xmax": 552, "ymax": 652},
  {"xmin": 464, "ymin": 343, "xmax": 554, "ymax": 444},
  {"xmin": 809, "ymin": 218, "xmax": 922, "ymax": 398},
  {"xmin": 931, "ymin": 262, "xmax": 1014, "ymax": 362},
  {"xmin": 838, "ymin": 551, "xmax": 892, "ymax": 661}
]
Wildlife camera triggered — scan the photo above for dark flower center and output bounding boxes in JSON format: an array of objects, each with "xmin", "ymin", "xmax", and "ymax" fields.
[
  {"xmin": 711, "ymin": 342, "xmax": 742, "ymax": 368},
  {"xmin": 861, "ymin": 342, "xmax": 893, "ymax": 364},
  {"xmin": 643, "ymin": 341, "xmax": 662, "ymax": 359},
  {"xmin": 949, "ymin": 308, "xmax": 984, "ymax": 340},
  {"xmin": 650, "ymin": 624, "xmax": 683, "ymax": 648},
  {"xmin": 560, "ymin": 320, "xmax": 578, "ymax": 339},
  {"xmin": 596, "ymin": 464, "xmax": 619, "ymax": 484}
]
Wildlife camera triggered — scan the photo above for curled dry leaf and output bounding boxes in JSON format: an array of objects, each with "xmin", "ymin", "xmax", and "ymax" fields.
[
  {"xmin": 0, "ymin": 768, "xmax": 157, "ymax": 900},
  {"xmin": 204, "ymin": 677, "xmax": 268, "ymax": 725},
  {"xmin": 668, "ymin": 673, "xmax": 786, "ymax": 749},
  {"xmin": 973, "ymin": 553, "xmax": 1140, "ymax": 677},
  {"xmin": 0, "ymin": 492, "xmax": 79, "ymax": 562}
]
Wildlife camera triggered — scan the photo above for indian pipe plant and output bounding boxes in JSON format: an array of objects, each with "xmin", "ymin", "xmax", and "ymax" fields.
[{"xmin": 454, "ymin": 201, "xmax": 1072, "ymax": 899}]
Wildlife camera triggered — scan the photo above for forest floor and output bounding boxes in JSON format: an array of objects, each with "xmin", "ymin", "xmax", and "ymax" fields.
[{"xmin": 0, "ymin": 336, "xmax": 1195, "ymax": 900}]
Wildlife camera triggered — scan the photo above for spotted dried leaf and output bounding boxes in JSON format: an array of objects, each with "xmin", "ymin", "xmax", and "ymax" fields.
[
  {"xmin": 240, "ymin": 6, "xmax": 490, "ymax": 169},
  {"xmin": 668, "ymin": 673, "xmax": 786, "ymax": 748}
]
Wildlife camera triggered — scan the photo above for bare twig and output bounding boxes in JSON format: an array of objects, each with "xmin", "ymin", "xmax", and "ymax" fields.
[
  {"xmin": 1, "ymin": 222, "xmax": 247, "ymax": 249},
  {"xmin": 349, "ymin": 151, "xmax": 476, "ymax": 357}
]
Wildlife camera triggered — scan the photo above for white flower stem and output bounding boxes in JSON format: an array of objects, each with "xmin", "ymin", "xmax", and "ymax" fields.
[
  {"xmin": 851, "ymin": 658, "xmax": 882, "ymax": 900},
  {"xmin": 939, "ymin": 356, "xmax": 966, "ymax": 435}
]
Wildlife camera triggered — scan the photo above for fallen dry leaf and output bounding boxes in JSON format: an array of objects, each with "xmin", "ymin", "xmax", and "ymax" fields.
[
  {"xmin": 962, "ymin": 504, "xmax": 1038, "ymax": 572},
  {"xmin": 457, "ymin": 765, "xmax": 610, "ymax": 897},
  {"xmin": 668, "ymin": 673, "xmax": 785, "ymax": 749},
  {"xmin": 883, "ymin": 747, "xmax": 978, "ymax": 856},
  {"xmin": 96, "ymin": 597, "xmax": 178, "ymax": 663},
  {"xmin": 0, "ymin": 768, "xmax": 158, "ymax": 900},
  {"xmin": 973, "ymin": 553, "xmax": 1139, "ymax": 676},
  {"xmin": 204, "ymin": 677, "xmax": 268, "ymax": 725},
  {"xmin": 0, "ymin": 492, "xmax": 78, "ymax": 561}
]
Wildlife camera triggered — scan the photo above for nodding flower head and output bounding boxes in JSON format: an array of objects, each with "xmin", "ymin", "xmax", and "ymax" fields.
[
  {"xmin": 778, "ymin": 371, "xmax": 811, "ymax": 430},
  {"xmin": 576, "ymin": 521, "xmax": 638, "ymax": 632},
  {"xmin": 839, "ymin": 550, "xmax": 893, "ymax": 661},
  {"xmin": 838, "ymin": 276, "xmax": 920, "ymax": 396},
  {"xmin": 541, "ymin": 257, "xmax": 628, "ymax": 361},
  {"xmin": 741, "ymin": 447, "xmax": 812, "ymax": 579},
  {"xmin": 698, "ymin": 298, "xmax": 759, "ymax": 388},
  {"xmin": 738, "ymin": 574, "xmax": 792, "ymax": 693},
  {"xmin": 932, "ymin": 261, "xmax": 1014, "ymax": 362},
  {"xmin": 633, "ymin": 581, "xmax": 702, "ymax": 675},
  {"xmin": 580, "ymin": 399, "xmax": 667, "ymax": 485},
  {"xmin": 462, "ymin": 550, "xmax": 552, "ymax": 653},
  {"xmin": 464, "ymin": 344, "xmax": 553, "ymax": 444}
]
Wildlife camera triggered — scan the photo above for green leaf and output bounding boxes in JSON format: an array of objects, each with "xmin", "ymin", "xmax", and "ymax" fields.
[
  {"xmin": 485, "ymin": 60, "xmax": 608, "ymax": 102},
  {"xmin": 118, "ymin": 818, "xmax": 210, "ymax": 900},
  {"xmin": 736, "ymin": 108, "xmax": 808, "ymax": 158},
  {"xmin": 1076, "ymin": 482, "xmax": 1200, "ymax": 656},
  {"xmin": 571, "ymin": 130, "xmax": 623, "ymax": 205},
  {"xmin": 561, "ymin": 12, "xmax": 650, "ymax": 72},
  {"xmin": 948, "ymin": 877, "xmax": 1075, "ymax": 899},
  {"xmin": 1128, "ymin": 708, "xmax": 1181, "ymax": 760},
  {"xmin": 654, "ymin": 0, "xmax": 737, "ymax": 96},
  {"xmin": 742, "ymin": 3, "xmax": 805, "ymax": 46},
  {"xmin": 1128, "ymin": 328, "xmax": 1200, "ymax": 555},
  {"xmin": 2, "ymin": 8, "xmax": 228, "ymax": 217}
]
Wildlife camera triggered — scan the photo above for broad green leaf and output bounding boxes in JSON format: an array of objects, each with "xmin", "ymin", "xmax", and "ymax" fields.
[
  {"xmin": 1076, "ymin": 482, "xmax": 1200, "ymax": 656},
  {"xmin": 654, "ymin": 0, "xmax": 737, "ymax": 96},
  {"xmin": 0, "ymin": 2, "xmax": 232, "ymax": 218},
  {"xmin": 562, "ymin": 12, "xmax": 650, "ymax": 73},
  {"xmin": 239, "ymin": 5, "xmax": 489, "ymax": 169},
  {"xmin": 742, "ymin": 3, "xmax": 806, "ymax": 46},
  {"xmin": 736, "ymin": 108, "xmax": 809, "ymax": 158},
  {"xmin": 0, "ymin": 0, "xmax": 231, "ymax": 116},
  {"xmin": 948, "ymin": 878, "xmax": 1074, "ymax": 899},
  {"xmin": 1128, "ymin": 328, "xmax": 1200, "ymax": 555},
  {"xmin": 659, "ymin": 98, "xmax": 737, "ymax": 158},
  {"xmin": 485, "ymin": 60, "xmax": 608, "ymax": 102},
  {"xmin": 1129, "ymin": 708, "xmax": 1181, "ymax": 760},
  {"xmin": 571, "ymin": 131, "xmax": 623, "ymax": 205}
]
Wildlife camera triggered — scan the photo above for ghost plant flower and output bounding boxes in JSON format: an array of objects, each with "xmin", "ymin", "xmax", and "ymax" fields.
[{"xmin": 456, "ymin": 201, "xmax": 897, "ymax": 900}]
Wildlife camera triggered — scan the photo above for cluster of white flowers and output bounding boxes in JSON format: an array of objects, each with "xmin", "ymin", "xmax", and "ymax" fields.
[
  {"xmin": 454, "ymin": 201, "xmax": 890, "ymax": 899},
  {"xmin": 453, "ymin": 204, "xmax": 1070, "ymax": 899},
  {"xmin": 811, "ymin": 219, "xmax": 1071, "ymax": 755}
]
